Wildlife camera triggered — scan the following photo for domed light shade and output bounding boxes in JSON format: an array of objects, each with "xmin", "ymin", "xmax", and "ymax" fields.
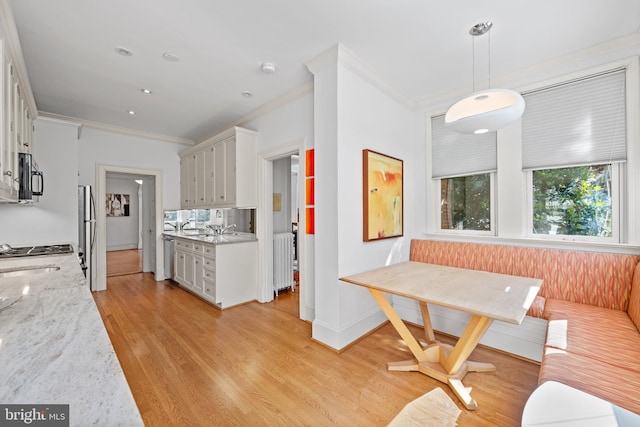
[{"xmin": 445, "ymin": 88, "xmax": 525, "ymax": 134}]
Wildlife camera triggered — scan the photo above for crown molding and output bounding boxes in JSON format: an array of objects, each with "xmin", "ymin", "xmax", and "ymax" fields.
[
  {"xmin": 196, "ymin": 81, "xmax": 314, "ymax": 144},
  {"xmin": 0, "ymin": 0, "xmax": 37, "ymax": 115},
  {"xmin": 38, "ymin": 111, "xmax": 194, "ymax": 146},
  {"xmin": 305, "ymin": 43, "xmax": 415, "ymax": 109}
]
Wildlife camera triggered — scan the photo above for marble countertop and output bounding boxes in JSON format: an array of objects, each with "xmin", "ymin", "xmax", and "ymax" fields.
[
  {"xmin": 0, "ymin": 252, "xmax": 143, "ymax": 426},
  {"xmin": 163, "ymin": 230, "xmax": 257, "ymax": 245}
]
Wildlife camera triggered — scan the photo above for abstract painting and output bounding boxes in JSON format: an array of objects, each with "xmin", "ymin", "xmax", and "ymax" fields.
[{"xmin": 363, "ymin": 149, "xmax": 403, "ymax": 241}]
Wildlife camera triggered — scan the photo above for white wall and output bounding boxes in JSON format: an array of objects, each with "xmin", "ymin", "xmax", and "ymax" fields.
[
  {"xmin": 105, "ymin": 177, "xmax": 140, "ymax": 251},
  {"xmin": 0, "ymin": 118, "xmax": 79, "ymax": 246},
  {"xmin": 77, "ymin": 127, "xmax": 184, "ymax": 210},
  {"xmin": 308, "ymin": 46, "xmax": 415, "ymax": 350}
]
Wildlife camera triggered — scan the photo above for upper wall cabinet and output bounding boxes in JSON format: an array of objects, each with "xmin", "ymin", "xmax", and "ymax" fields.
[
  {"xmin": 179, "ymin": 126, "xmax": 257, "ymax": 209},
  {"xmin": 0, "ymin": 37, "xmax": 35, "ymax": 202}
]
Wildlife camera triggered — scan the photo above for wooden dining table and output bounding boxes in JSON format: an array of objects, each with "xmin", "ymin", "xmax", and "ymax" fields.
[{"xmin": 340, "ymin": 261, "xmax": 542, "ymax": 410}]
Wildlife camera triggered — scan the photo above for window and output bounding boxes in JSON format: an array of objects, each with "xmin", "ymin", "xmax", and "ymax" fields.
[
  {"xmin": 523, "ymin": 69, "xmax": 626, "ymax": 241},
  {"xmin": 531, "ymin": 164, "xmax": 615, "ymax": 237},
  {"xmin": 441, "ymin": 174, "xmax": 491, "ymax": 231},
  {"xmin": 431, "ymin": 115, "xmax": 496, "ymax": 233}
]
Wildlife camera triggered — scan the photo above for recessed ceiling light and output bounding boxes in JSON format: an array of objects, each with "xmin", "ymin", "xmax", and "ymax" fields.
[
  {"xmin": 141, "ymin": 88, "xmax": 152, "ymax": 94},
  {"xmin": 241, "ymin": 91, "xmax": 253, "ymax": 97},
  {"xmin": 127, "ymin": 110, "xmax": 136, "ymax": 115},
  {"xmin": 163, "ymin": 52, "xmax": 180, "ymax": 62},
  {"xmin": 261, "ymin": 62, "xmax": 276, "ymax": 74},
  {"xmin": 115, "ymin": 47, "xmax": 133, "ymax": 56}
]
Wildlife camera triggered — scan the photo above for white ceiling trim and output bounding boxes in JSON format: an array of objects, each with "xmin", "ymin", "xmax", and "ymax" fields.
[
  {"xmin": 0, "ymin": 0, "xmax": 37, "ymax": 115},
  {"xmin": 197, "ymin": 81, "xmax": 314, "ymax": 144},
  {"xmin": 38, "ymin": 111, "xmax": 194, "ymax": 146},
  {"xmin": 305, "ymin": 43, "xmax": 415, "ymax": 109}
]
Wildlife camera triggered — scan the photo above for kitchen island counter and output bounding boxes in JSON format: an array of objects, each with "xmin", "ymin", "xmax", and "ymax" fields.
[{"xmin": 0, "ymin": 252, "xmax": 143, "ymax": 426}]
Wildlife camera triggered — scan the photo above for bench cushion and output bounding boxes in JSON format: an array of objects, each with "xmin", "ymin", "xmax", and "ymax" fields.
[
  {"xmin": 410, "ymin": 240, "xmax": 639, "ymax": 313},
  {"xmin": 544, "ymin": 299, "xmax": 640, "ymax": 372},
  {"xmin": 539, "ymin": 348, "xmax": 640, "ymax": 415},
  {"xmin": 627, "ymin": 263, "xmax": 640, "ymax": 332}
]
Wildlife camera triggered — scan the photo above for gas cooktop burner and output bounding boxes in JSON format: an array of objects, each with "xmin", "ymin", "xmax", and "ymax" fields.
[{"xmin": 0, "ymin": 244, "xmax": 74, "ymax": 258}]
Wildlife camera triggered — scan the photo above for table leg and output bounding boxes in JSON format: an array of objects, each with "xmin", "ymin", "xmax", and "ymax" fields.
[
  {"xmin": 419, "ymin": 301, "xmax": 437, "ymax": 344},
  {"xmin": 368, "ymin": 289, "xmax": 427, "ymax": 363},
  {"xmin": 443, "ymin": 315, "xmax": 494, "ymax": 375},
  {"xmin": 368, "ymin": 290, "xmax": 497, "ymax": 410}
]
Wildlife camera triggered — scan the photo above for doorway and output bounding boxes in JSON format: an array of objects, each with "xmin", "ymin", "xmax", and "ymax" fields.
[
  {"xmin": 257, "ymin": 138, "xmax": 313, "ymax": 322},
  {"xmin": 104, "ymin": 172, "xmax": 155, "ymax": 277},
  {"xmin": 95, "ymin": 164, "xmax": 164, "ymax": 292}
]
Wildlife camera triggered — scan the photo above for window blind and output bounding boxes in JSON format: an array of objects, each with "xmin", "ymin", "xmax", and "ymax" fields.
[
  {"xmin": 431, "ymin": 115, "xmax": 497, "ymax": 179},
  {"xmin": 522, "ymin": 69, "xmax": 626, "ymax": 170}
]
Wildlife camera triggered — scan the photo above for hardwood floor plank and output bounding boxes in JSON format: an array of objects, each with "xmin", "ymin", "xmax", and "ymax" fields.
[
  {"xmin": 93, "ymin": 272, "xmax": 539, "ymax": 426},
  {"xmin": 107, "ymin": 249, "xmax": 142, "ymax": 277}
]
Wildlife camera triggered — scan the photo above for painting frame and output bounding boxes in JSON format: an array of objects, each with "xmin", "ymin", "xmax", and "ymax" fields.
[{"xmin": 362, "ymin": 149, "xmax": 403, "ymax": 242}]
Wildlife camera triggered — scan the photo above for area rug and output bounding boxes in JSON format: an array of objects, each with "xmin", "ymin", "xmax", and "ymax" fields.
[{"xmin": 387, "ymin": 387, "xmax": 462, "ymax": 427}]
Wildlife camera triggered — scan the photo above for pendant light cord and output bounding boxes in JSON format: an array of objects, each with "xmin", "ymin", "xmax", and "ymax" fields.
[
  {"xmin": 472, "ymin": 34, "xmax": 476, "ymax": 92},
  {"xmin": 488, "ymin": 29, "xmax": 491, "ymax": 89}
]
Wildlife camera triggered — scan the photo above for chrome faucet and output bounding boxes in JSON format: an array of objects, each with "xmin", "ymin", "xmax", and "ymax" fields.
[{"xmin": 221, "ymin": 224, "xmax": 236, "ymax": 235}]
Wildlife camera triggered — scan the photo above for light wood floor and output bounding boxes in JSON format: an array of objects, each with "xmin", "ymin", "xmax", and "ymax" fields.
[
  {"xmin": 107, "ymin": 249, "xmax": 142, "ymax": 277},
  {"xmin": 94, "ymin": 272, "xmax": 540, "ymax": 426}
]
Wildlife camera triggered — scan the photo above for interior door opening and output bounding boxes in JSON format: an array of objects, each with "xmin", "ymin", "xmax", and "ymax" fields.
[
  {"xmin": 96, "ymin": 164, "xmax": 164, "ymax": 292},
  {"xmin": 104, "ymin": 172, "xmax": 151, "ymax": 277},
  {"xmin": 272, "ymin": 154, "xmax": 299, "ymax": 297}
]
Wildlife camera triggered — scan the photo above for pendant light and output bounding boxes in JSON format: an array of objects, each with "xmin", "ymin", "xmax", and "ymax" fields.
[{"xmin": 445, "ymin": 22, "xmax": 525, "ymax": 134}]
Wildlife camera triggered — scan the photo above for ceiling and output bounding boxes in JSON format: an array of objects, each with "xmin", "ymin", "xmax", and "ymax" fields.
[{"xmin": 7, "ymin": 0, "xmax": 640, "ymax": 143}]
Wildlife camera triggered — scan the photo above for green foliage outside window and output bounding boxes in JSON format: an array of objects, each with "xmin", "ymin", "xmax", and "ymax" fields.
[
  {"xmin": 532, "ymin": 165, "xmax": 612, "ymax": 237},
  {"xmin": 441, "ymin": 174, "xmax": 491, "ymax": 231}
]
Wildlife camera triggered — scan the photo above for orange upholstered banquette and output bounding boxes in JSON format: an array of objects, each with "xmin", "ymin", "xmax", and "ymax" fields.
[{"xmin": 410, "ymin": 239, "xmax": 640, "ymax": 415}]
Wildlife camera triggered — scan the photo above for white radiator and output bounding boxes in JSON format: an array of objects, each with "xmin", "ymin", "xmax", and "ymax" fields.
[{"xmin": 273, "ymin": 232, "xmax": 295, "ymax": 294}]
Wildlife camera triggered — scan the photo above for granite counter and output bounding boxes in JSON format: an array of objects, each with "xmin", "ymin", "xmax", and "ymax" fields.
[{"xmin": 0, "ymin": 252, "xmax": 143, "ymax": 426}]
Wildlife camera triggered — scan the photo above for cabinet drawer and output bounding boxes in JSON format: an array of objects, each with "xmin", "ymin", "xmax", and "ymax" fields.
[
  {"xmin": 175, "ymin": 239, "xmax": 193, "ymax": 251},
  {"xmin": 203, "ymin": 267, "xmax": 215, "ymax": 281},
  {"xmin": 203, "ymin": 278, "xmax": 216, "ymax": 300},
  {"xmin": 202, "ymin": 256, "xmax": 215, "ymax": 270},
  {"xmin": 193, "ymin": 242, "xmax": 204, "ymax": 253},
  {"xmin": 203, "ymin": 244, "xmax": 215, "ymax": 257}
]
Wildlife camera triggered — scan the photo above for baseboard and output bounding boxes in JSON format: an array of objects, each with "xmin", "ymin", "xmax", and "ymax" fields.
[
  {"xmin": 107, "ymin": 244, "xmax": 138, "ymax": 251},
  {"xmin": 312, "ymin": 309, "xmax": 388, "ymax": 351}
]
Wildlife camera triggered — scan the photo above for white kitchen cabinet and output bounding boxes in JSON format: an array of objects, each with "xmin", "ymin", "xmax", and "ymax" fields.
[
  {"xmin": 174, "ymin": 248, "xmax": 186, "ymax": 283},
  {"xmin": 179, "ymin": 126, "xmax": 257, "ymax": 209},
  {"xmin": 179, "ymin": 157, "xmax": 190, "ymax": 206},
  {"xmin": 195, "ymin": 149, "xmax": 206, "ymax": 205},
  {"xmin": 0, "ymin": 35, "xmax": 35, "ymax": 202},
  {"xmin": 204, "ymin": 145, "xmax": 215, "ymax": 205},
  {"xmin": 172, "ymin": 236, "xmax": 257, "ymax": 308},
  {"xmin": 179, "ymin": 153, "xmax": 200, "ymax": 208}
]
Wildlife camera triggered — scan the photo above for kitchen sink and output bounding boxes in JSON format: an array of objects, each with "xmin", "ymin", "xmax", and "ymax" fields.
[{"xmin": 0, "ymin": 264, "xmax": 61, "ymax": 278}]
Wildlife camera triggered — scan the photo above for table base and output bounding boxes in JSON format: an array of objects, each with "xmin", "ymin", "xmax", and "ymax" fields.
[{"xmin": 387, "ymin": 343, "xmax": 495, "ymax": 410}]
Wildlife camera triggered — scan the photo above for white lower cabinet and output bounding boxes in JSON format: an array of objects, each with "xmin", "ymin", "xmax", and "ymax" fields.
[{"xmin": 173, "ymin": 237, "xmax": 256, "ymax": 308}]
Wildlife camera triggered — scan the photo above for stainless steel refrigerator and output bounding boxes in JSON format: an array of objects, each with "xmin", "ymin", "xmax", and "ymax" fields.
[{"xmin": 78, "ymin": 185, "xmax": 97, "ymax": 291}]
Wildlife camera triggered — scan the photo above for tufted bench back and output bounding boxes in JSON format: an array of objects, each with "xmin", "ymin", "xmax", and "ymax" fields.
[{"xmin": 410, "ymin": 239, "xmax": 639, "ymax": 315}]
